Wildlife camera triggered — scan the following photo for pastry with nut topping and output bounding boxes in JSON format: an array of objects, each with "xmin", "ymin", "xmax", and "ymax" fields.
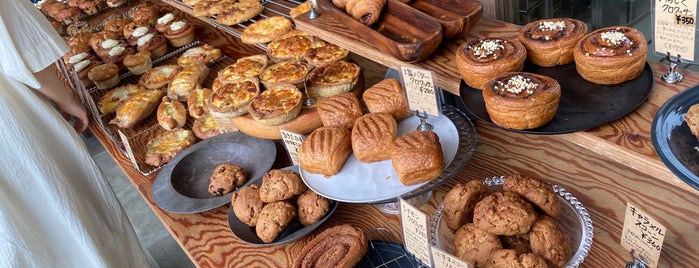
[
  {"xmin": 518, "ymin": 18, "xmax": 588, "ymax": 67},
  {"xmin": 573, "ymin": 26, "xmax": 647, "ymax": 85},
  {"xmin": 456, "ymin": 38, "xmax": 526, "ymax": 90}
]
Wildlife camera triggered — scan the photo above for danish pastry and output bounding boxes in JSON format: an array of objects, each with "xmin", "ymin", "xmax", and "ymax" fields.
[
  {"xmin": 456, "ymin": 38, "xmax": 526, "ymax": 90},
  {"xmin": 362, "ymin": 78, "xmax": 411, "ymax": 121},
  {"xmin": 391, "ymin": 130, "xmax": 444, "ymax": 186},
  {"xmin": 317, "ymin": 92, "xmax": 363, "ymax": 129},
  {"xmin": 298, "ymin": 127, "xmax": 352, "ymax": 177},
  {"xmin": 518, "ymin": 18, "xmax": 588, "ymax": 67},
  {"xmin": 573, "ymin": 26, "xmax": 648, "ymax": 85},
  {"xmin": 351, "ymin": 113, "xmax": 397, "ymax": 163}
]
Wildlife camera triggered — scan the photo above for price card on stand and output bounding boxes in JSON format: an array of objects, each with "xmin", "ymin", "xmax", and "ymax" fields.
[
  {"xmin": 620, "ymin": 202, "xmax": 667, "ymax": 268},
  {"xmin": 399, "ymin": 198, "xmax": 433, "ymax": 267},
  {"xmin": 431, "ymin": 246, "xmax": 472, "ymax": 268},
  {"xmin": 280, "ymin": 129, "xmax": 305, "ymax": 166},
  {"xmin": 399, "ymin": 66, "xmax": 441, "ymax": 117},
  {"xmin": 653, "ymin": 0, "xmax": 698, "ymax": 62}
]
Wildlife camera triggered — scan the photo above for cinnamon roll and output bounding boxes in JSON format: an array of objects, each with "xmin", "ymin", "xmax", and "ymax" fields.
[
  {"xmin": 573, "ymin": 26, "xmax": 648, "ymax": 85},
  {"xmin": 455, "ymin": 38, "xmax": 526, "ymax": 90},
  {"xmin": 518, "ymin": 18, "xmax": 588, "ymax": 67},
  {"xmin": 482, "ymin": 72, "xmax": 561, "ymax": 130},
  {"xmin": 292, "ymin": 224, "xmax": 367, "ymax": 268}
]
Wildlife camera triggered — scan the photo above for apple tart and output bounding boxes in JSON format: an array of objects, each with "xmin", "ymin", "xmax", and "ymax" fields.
[
  {"xmin": 247, "ymin": 83, "xmax": 303, "ymax": 126},
  {"xmin": 307, "ymin": 60, "xmax": 361, "ymax": 97},
  {"xmin": 207, "ymin": 77, "xmax": 261, "ymax": 118},
  {"xmin": 573, "ymin": 26, "xmax": 648, "ymax": 85},
  {"xmin": 455, "ymin": 38, "xmax": 526, "ymax": 90},
  {"xmin": 518, "ymin": 18, "xmax": 588, "ymax": 67},
  {"xmin": 483, "ymin": 72, "xmax": 561, "ymax": 130}
]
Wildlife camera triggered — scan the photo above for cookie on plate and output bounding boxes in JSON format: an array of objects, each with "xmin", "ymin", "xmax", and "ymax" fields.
[
  {"xmin": 208, "ymin": 163, "xmax": 248, "ymax": 196},
  {"xmin": 529, "ymin": 215, "xmax": 570, "ymax": 267},
  {"xmin": 443, "ymin": 180, "xmax": 489, "ymax": 232},
  {"xmin": 256, "ymin": 201, "xmax": 297, "ymax": 243},
  {"xmin": 503, "ymin": 174, "xmax": 560, "ymax": 218},
  {"xmin": 258, "ymin": 169, "xmax": 307, "ymax": 203},
  {"xmin": 296, "ymin": 189, "xmax": 331, "ymax": 226},
  {"xmin": 473, "ymin": 191, "xmax": 537, "ymax": 236},
  {"xmin": 232, "ymin": 184, "xmax": 264, "ymax": 227},
  {"xmin": 454, "ymin": 223, "xmax": 503, "ymax": 267}
]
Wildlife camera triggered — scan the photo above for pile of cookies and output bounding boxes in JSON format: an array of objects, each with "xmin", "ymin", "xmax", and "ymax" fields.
[
  {"xmin": 231, "ymin": 169, "xmax": 332, "ymax": 243},
  {"xmin": 442, "ymin": 175, "xmax": 570, "ymax": 268}
]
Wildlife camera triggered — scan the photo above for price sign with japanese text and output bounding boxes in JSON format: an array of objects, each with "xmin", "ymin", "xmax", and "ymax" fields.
[
  {"xmin": 431, "ymin": 246, "xmax": 472, "ymax": 268},
  {"xmin": 399, "ymin": 66, "xmax": 441, "ymax": 117},
  {"xmin": 400, "ymin": 198, "xmax": 432, "ymax": 267},
  {"xmin": 280, "ymin": 129, "xmax": 305, "ymax": 166},
  {"xmin": 621, "ymin": 202, "xmax": 666, "ymax": 268},
  {"xmin": 654, "ymin": 0, "xmax": 697, "ymax": 61}
]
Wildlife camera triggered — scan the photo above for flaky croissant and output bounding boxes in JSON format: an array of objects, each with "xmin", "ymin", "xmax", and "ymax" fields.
[{"xmin": 344, "ymin": 0, "xmax": 386, "ymax": 25}]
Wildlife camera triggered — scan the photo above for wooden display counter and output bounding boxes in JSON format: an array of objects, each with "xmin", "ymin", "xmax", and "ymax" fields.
[{"xmin": 85, "ymin": 2, "xmax": 699, "ymax": 267}]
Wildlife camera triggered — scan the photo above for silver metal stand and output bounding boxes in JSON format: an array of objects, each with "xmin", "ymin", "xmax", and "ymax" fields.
[{"xmin": 662, "ymin": 52, "xmax": 684, "ymax": 84}]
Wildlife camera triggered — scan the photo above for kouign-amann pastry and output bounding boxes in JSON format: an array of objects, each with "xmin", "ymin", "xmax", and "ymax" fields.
[
  {"xmin": 98, "ymin": 83, "xmax": 145, "ymax": 114},
  {"xmin": 503, "ymin": 174, "xmax": 560, "ymax": 218},
  {"xmin": 144, "ymin": 129, "xmax": 197, "ymax": 167},
  {"xmin": 317, "ymin": 92, "xmax": 363, "ymax": 129},
  {"xmin": 454, "ymin": 223, "xmax": 503, "ymax": 267},
  {"xmin": 156, "ymin": 96, "xmax": 187, "ymax": 131},
  {"xmin": 473, "ymin": 191, "xmax": 537, "ymax": 236},
  {"xmin": 483, "ymin": 72, "xmax": 561, "ymax": 130},
  {"xmin": 296, "ymin": 189, "xmax": 331, "ymax": 226},
  {"xmin": 307, "ymin": 60, "xmax": 361, "ymax": 97},
  {"xmin": 684, "ymin": 103, "xmax": 699, "ymax": 140},
  {"xmin": 391, "ymin": 130, "xmax": 444, "ymax": 186},
  {"xmin": 241, "ymin": 16, "xmax": 294, "ymax": 45},
  {"xmin": 573, "ymin": 26, "xmax": 648, "ymax": 85},
  {"xmin": 518, "ymin": 18, "xmax": 588, "ymax": 67},
  {"xmin": 484, "ymin": 249, "xmax": 550, "ymax": 268},
  {"xmin": 529, "ymin": 215, "xmax": 570, "ymax": 267},
  {"xmin": 442, "ymin": 180, "xmax": 489, "ymax": 233},
  {"xmin": 292, "ymin": 224, "xmax": 367, "ymax": 268},
  {"xmin": 351, "ymin": 113, "xmax": 397, "ymax": 163},
  {"xmin": 298, "ymin": 127, "xmax": 353, "ymax": 177},
  {"xmin": 362, "ymin": 78, "xmax": 411, "ymax": 121},
  {"xmin": 456, "ymin": 38, "xmax": 527, "ymax": 90},
  {"xmin": 247, "ymin": 83, "xmax": 303, "ymax": 126},
  {"xmin": 187, "ymin": 87, "xmax": 212, "ymax": 118},
  {"xmin": 232, "ymin": 184, "xmax": 264, "ymax": 226},
  {"xmin": 111, "ymin": 89, "xmax": 165, "ymax": 128},
  {"xmin": 258, "ymin": 169, "xmax": 307, "ymax": 203},
  {"xmin": 255, "ymin": 201, "xmax": 297, "ymax": 243},
  {"xmin": 208, "ymin": 163, "xmax": 247, "ymax": 196}
]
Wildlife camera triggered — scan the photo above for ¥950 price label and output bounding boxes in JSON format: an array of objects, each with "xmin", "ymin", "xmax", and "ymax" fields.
[{"xmin": 399, "ymin": 66, "xmax": 441, "ymax": 117}]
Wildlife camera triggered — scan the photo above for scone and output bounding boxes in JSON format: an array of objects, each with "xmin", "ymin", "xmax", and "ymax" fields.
[
  {"xmin": 258, "ymin": 169, "xmax": 308, "ymax": 203},
  {"xmin": 296, "ymin": 188, "xmax": 331, "ymax": 226},
  {"xmin": 298, "ymin": 127, "xmax": 353, "ymax": 177},
  {"xmin": 208, "ymin": 163, "xmax": 247, "ymax": 196},
  {"xmin": 442, "ymin": 180, "xmax": 489, "ymax": 233},
  {"xmin": 156, "ymin": 96, "xmax": 187, "ymax": 131},
  {"xmin": 573, "ymin": 26, "xmax": 648, "ymax": 85},
  {"xmin": 362, "ymin": 78, "xmax": 411, "ymax": 121},
  {"xmin": 292, "ymin": 224, "xmax": 367, "ymax": 268},
  {"xmin": 351, "ymin": 113, "xmax": 397, "ymax": 163},
  {"xmin": 391, "ymin": 130, "xmax": 444, "ymax": 186},
  {"xmin": 482, "ymin": 72, "xmax": 561, "ymax": 130},
  {"xmin": 317, "ymin": 92, "xmax": 364, "ymax": 129},
  {"xmin": 307, "ymin": 60, "xmax": 361, "ymax": 97},
  {"xmin": 529, "ymin": 215, "xmax": 570, "ymax": 267},
  {"xmin": 484, "ymin": 249, "xmax": 550, "ymax": 268},
  {"xmin": 503, "ymin": 174, "xmax": 560, "ymax": 218},
  {"xmin": 453, "ymin": 223, "xmax": 503, "ymax": 267},
  {"xmin": 456, "ymin": 38, "xmax": 527, "ymax": 90},
  {"xmin": 685, "ymin": 103, "xmax": 699, "ymax": 139},
  {"xmin": 232, "ymin": 184, "xmax": 264, "ymax": 227},
  {"xmin": 518, "ymin": 18, "xmax": 588, "ymax": 67},
  {"xmin": 472, "ymin": 191, "xmax": 537, "ymax": 236},
  {"xmin": 255, "ymin": 201, "xmax": 297, "ymax": 243}
]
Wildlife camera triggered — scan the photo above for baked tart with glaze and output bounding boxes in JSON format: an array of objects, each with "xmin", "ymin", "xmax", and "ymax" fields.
[
  {"xmin": 456, "ymin": 38, "xmax": 526, "ymax": 90},
  {"xmin": 247, "ymin": 83, "xmax": 303, "ymax": 126},
  {"xmin": 573, "ymin": 26, "xmax": 648, "ymax": 85},
  {"xmin": 216, "ymin": 54, "xmax": 269, "ymax": 84},
  {"xmin": 207, "ymin": 77, "xmax": 261, "ymax": 118},
  {"xmin": 307, "ymin": 60, "xmax": 361, "ymax": 97},
  {"xmin": 259, "ymin": 60, "xmax": 311, "ymax": 89},
  {"xmin": 518, "ymin": 18, "xmax": 588, "ymax": 67}
]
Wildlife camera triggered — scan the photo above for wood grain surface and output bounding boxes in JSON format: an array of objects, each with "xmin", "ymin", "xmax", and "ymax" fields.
[{"xmin": 82, "ymin": 1, "xmax": 699, "ymax": 268}]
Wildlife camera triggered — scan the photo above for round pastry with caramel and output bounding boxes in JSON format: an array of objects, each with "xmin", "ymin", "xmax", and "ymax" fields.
[
  {"xmin": 573, "ymin": 26, "xmax": 648, "ymax": 85},
  {"xmin": 247, "ymin": 83, "xmax": 303, "ymax": 126},
  {"xmin": 518, "ymin": 18, "xmax": 588, "ymax": 67},
  {"xmin": 482, "ymin": 72, "xmax": 561, "ymax": 130},
  {"xmin": 456, "ymin": 38, "xmax": 526, "ymax": 90}
]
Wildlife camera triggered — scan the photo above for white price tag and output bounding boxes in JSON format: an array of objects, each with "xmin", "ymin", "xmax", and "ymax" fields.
[
  {"xmin": 279, "ymin": 129, "xmax": 305, "ymax": 166},
  {"xmin": 117, "ymin": 130, "xmax": 139, "ymax": 170},
  {"xmin": 400, "ymin": 198, "xmax": 432, "ymax": 267},
  {"xmin": 399, "ymin": 66, "xmax": 441, "ymax": 117},
  {"xmin": 431, "ymin": 246, "xmax": 472, "ymax": 268},
  {"xmin": 654, "ymin": 0, "xmax": 697, "ymax": 61},
  {"xmin": 620, "ymin": 202, "xmax": 666, "ymax": 268}
]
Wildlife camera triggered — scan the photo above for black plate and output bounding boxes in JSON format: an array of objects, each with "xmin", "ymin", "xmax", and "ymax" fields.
[
  {"xmin": 152, "ymin": 132, "xmax": 276, "ymax": 214},
  {"xmin": 459, "ymin": 62, "xmax": 654, "ymax": 134},
  {"xmin": 652, "ymin": 85, "xmax": 699, "ymax": 191},
  {"xmin": 227, "ymin": 166, "xmax": 339, "ymax": 246}
]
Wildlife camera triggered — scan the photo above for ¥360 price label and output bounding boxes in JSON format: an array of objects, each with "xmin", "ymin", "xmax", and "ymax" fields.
[
  {"xmin": 399, "ymin": 66, "xmax": 441, "ymax": 117},
  {"xmin": 654, "ymin": 0, "xmax": 697, "ymax": 61},
  {"xmin": 621, "ymin": 202, "xmax": 666, "ymax": 268}
]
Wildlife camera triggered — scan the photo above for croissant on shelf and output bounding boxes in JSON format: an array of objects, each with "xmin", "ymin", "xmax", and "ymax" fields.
[{"xmin": 342, "ymin": 0, "xmax": 386, "ymax": 26}]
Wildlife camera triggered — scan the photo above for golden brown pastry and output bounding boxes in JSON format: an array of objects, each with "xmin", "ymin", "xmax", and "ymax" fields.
[
  {"xmin": 484, "ymin": 249, "xmax": 550, "ymax": 268},
  {"xmin": 456, "ymin": 38, "xmax": 527, "ymax": 90},
  {"xmin": 77, "ymin": 0, "xmax": 102, "ymax": 16},
  {"xmin": 111, "ymin": 89, "xmax": 166, "ymax": 128},
  {"xmin": 216, "ymin": 54, "xmax": 268, "ymax": 84},
  {"xmin": 472, "ymin": 191, "xmax": 537, "ymax": 236},
  {"xmin": 139, "ymin": 64, "xmax": 183, "ymax": 90},
  {"xmin": 503, "ymin": 174, "xmax": 560, "ymax": 218},
  {"xmin": 307, "ymin": 60, "xmax": 361, "ymax": 97},
  {"xmin": 187, "ymin": 87, "xmax": 212, "ymax": 119},
  {"xmin": 442, "ymin": 180, "xmax": 489, "ymax": 233},
  {"xmin": 167, "ymin": 63, "xmax": 210, "ymax": 102},
  {"xmin": 122, "ymin": 50, "xmax": 152, "ymax": 75},
  {"xmin": 362, "ymin": 78, "xmax": 411, "ymax": 121},
  {"xmin": 259, "ymin": 60, "xmax": 311, "ymax": 89},
  {"xmin": 208, "ymin": 163, "xmax": 247, "ymax": 196},
  {"xmin": 145, "ymin": 129, "xmax": 197, "ymax": 167},
  {"xmin": 289, "ymin": 1, "xmax": 311, "ymax": 18},
  {"xmin": 573, "ymin": 26, "xmax": 648, "ymax": 85},
  {"xmin": 255, "ymin": 201, "xmax": 296, "ymax": 243},
  {"xmin": 87, "ymin": 62, "xmax": 120, "ymax": 90},
  {"xmin": 241, "ymin": 16, "xmax": 294, "ymax": 45},
  {"xmin": 98, "ymin": 83, "xmax": 145, "ymax": 114},
  {"xmin": 177, "ymin": 43, "xmax": 223, "ymax": 67},
  {"xmin": 192, "ymin": 112, "xmax": 224, "ymax": 139},
  {"xmin": 135, "ymin": 31, "xmax": 169, "ymax": 59},
  {"xmin": 344, "ymin": 0, "xmax": 386, "ymax": 26},
  {"xmin": 266, "ymin": 30, "xmax": 316, "ymax": 62},
  {"xmin": 685, "ymin": 103, "xmax": 699, "ymax": 140},
  {"xmin": 164, "ymin": 20, "xmax": 196, "ymax": 48},
  {"xmin": 391, "ymin": 130, "xmax": 444, "ymax": 186},
  {"xmin": 482, "ymin": 72, "xmax": 561, "ymax": 130},
  {"xmin": 247, "ymin": 83, "xmax": 303, "ymax": 126},
  {"xmin": 529, "ymin": 215, "xmax": 570, "ymax": 267},
  {"xmin": 296, "ymin": 189, "xmax": 331, "ymax": 226},
  {"xmin": 518, "ymin": 18, "xmax": 588, "ymax": 67},
  {"xmin": 232, "ymin": 184, "xmax": 264, "ymax": 227},
  {"xmin": 215, "ymin": 0, "xmax": 264, "ymax": 26},
  {"xmin": 258, "ymin": 169, "xmax": 307, "ymax": 203},
  {"xmin": 130, "ymin": 5, "xmax": 158, "ymax": 26},
  {"xmin": 303, "ymin": 41, "xmax": 350, "ymax": 67},
  {"xmin": 156, "ymin": 96, "xmax": 187, "ymax": 131},
  {"xmin": 103, "ymin": 16, "xmax": 131, "ymax": 34},
  {"xmin": 156, "ymin": 13, "xmax": 177, "ymax": 33},
  {"xmin": 317, "ymin": 92, "xmax": 363, "ymax": 129},
  {"xmin": 298, "ymin": 127, "xmax": 353, "ymax": 177},
  {"xmin": 292, "ymin": 224, "xmax": 367, "ymax": 268},
  {"xmin": 207, "ymin": 77, "xmax": 261, "ymax": 118},
  {"xmin": 351, "ymin": 113, "xmax": 397, "ymax": 163}
]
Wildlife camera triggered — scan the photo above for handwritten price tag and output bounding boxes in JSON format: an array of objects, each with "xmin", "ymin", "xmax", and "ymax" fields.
[
  {"xmin": 620, "ymin": 202, "xmax": 666, "ymax": 268},
  {"xmin": 280, "ymin": 129, "xmax": 305, "ymax": 166},
  {"xmin": 400, "ymin": 198, "xmax": 432, "ymax": 266},
  {"xmin": 431, "ymin": 246, "xmax": 472, "ymax": 268},
  {"xmin": 399, "ymin": 66, "xmax": 441, "ymax": 117},
  {"xmin": 654, "ymin": 0, "xmax": 697, "ymax": 61}
]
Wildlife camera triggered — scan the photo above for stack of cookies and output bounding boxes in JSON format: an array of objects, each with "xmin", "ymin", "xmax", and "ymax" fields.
[{"xmin": 442, "ymin": 175, "xmax": 570, "ymax": 268}]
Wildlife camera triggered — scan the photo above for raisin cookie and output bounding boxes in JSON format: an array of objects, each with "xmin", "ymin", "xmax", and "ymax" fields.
[
  {"xmin": 208, "ymin": 163, "xmax": 248, "ymax": 196},
  {"xmin": 259, "ymin": 169, "xmax": 307, "ymax": 203},
  {"xmin": 256, "ymin": 201, "xmax": 297, "ymax": 243},
  {"xmin": 231, "ymin": 185, "xmax": 264, "ymax": 227}
]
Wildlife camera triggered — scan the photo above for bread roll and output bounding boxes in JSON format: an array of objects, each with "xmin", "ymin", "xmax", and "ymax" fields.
[
  {"xmin": 187, "ymin": 87, "xmax": 212, "ymax": 119},
  {"xmin": 111, "ymin": 89, "xmax": 165, "ymax": 128},
  {"xmin": 573, "ymin": 26, "xmax": 647, "ymax": 85},
  {"xmin": 351, "ymin": 113, "xmax": 397, "ymax": 163},
  {"xmin": 156, "ymin": 96, "xmax": 187, "ymax": 131},
  {"xmin": 298, "ymin": 127, "xmax": 352, "ymax": 177},
  {"xmin": 391, "ymin": 130, "xmax": 444, "ymax": 186},
  {"xmin": 168, "ymin": 63, "xmax": 210, "ymax": 102},
  {"xmin": 455, "ymin": 38, "xmax": 526, "ymax": 90},
  {"xmin": 362, "ymin": 78, "xmax": 411, "ymax": 121},
  {"xmin": 317, "ymin": 92, "xmax": 363, "ymax": 129}
]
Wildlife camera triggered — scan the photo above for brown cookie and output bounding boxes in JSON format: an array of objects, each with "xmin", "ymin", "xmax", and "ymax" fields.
[
  {"xmin": 443, "ymin": 180, "xmax": 489, "ymax": 232},
  {"xmin": 208, "ymin": 163, "xmax": 247, "ymax": 196},
  {"xmin": 296, "ymin": 189, "xmax": 331, "ymax": 226},
  {"xmin": 484, "ymin": 249, "xmax": 550, "ymax": 268},
  {"xmin": 255, "ymin": 201, "xmax": 297, "ymax": 243},
  {"xmin": 500, "ymin": 233, "xmax": 532, "ymax": 255},
  {"xmin": 259, "ymin": 169, "xmax": 308, "ymax": 203},
  {"xmin": 503, "ymin": 174, "xmax": 560, "ymax": 218},
  {"xmin": 454, "ymin": 223, "xmax": 503, "ymax": 267},
  {"xmin": 231, "ymin": 185, "xmax": 264, "ymax": 227},
  {"xmin": 473, "ymin": 191, "xmax": 537, "ymax": 236},
  {"xmin": 529, "ymin": 215, "xmax": 570, "ymax": 267}
]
